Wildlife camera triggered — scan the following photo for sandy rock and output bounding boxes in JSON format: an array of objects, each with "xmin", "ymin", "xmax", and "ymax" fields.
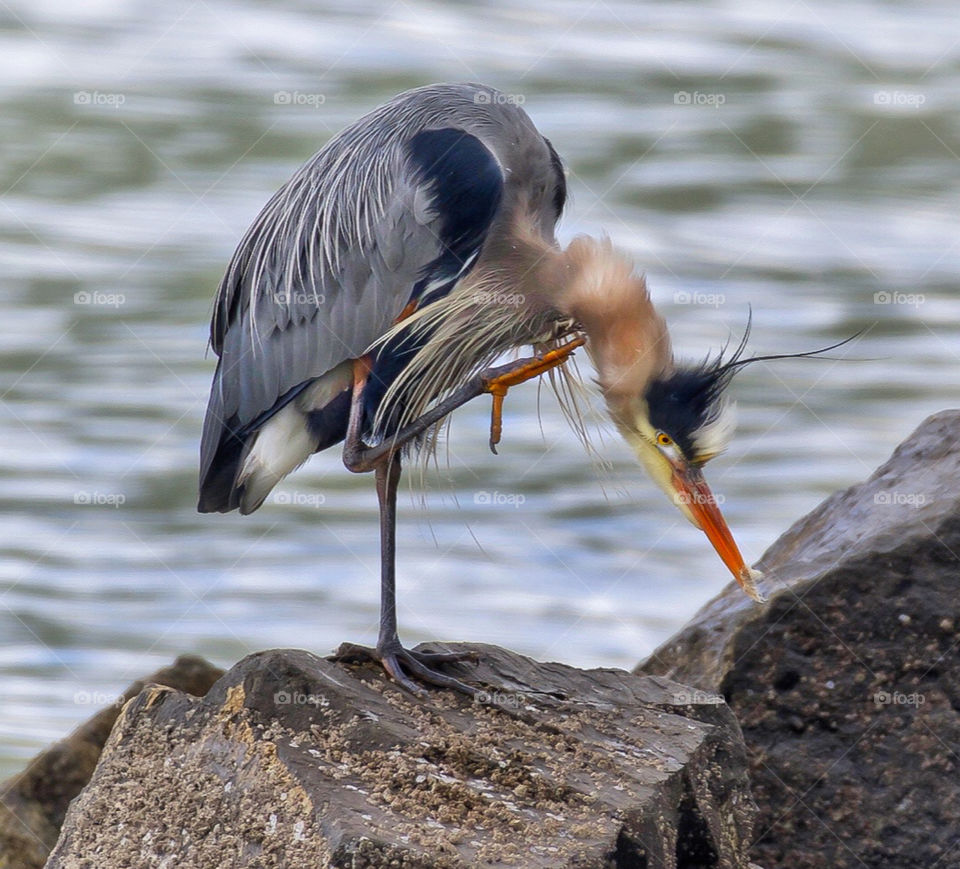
[
  {"xmin": 0, "ymin": 655, "xmax": 223, "ymax": 869},
  {"xmin": 47, "ymin": 645, "xmax": 757, "ymax": 868},
  {"xmin": 638, "ymin": 410, "xmax": 960, "ymax": 868}
]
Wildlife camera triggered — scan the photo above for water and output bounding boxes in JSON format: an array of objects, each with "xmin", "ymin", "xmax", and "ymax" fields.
[{"xmin": 1, "ymin": 0, "xmax": 958, "ymax": 776}]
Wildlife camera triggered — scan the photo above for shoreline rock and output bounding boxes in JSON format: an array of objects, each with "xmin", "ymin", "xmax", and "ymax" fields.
[
  {"xmin": 45, "ymin": 645, "xmax": 757, "ymax": 868},
  {"xmin": 0, "ymin": 655, "xmax": 223, "ymax": 869},
  {"xmin": 15, "ymin": 412, "xmax": 958, "ymax": 868},
  {"xmin": 638, "ymin": 410, "xmax": 960, "ymax": 868}
]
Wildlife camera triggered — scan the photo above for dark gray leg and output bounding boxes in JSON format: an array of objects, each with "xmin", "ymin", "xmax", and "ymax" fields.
[
  {"xmin": 334, "ymin": 338, "xmax": 585, "ymax": 694},
  {"xmin": 334, "ymin": 385, "xmax": 477, "ymax": 694},
  {"xmin": 341, "ymin": 336, "xmax": 585, "ymax": 473},
  {"xmin": 374, "ymin": 452, "xmax": 401, "ymax": 654}
]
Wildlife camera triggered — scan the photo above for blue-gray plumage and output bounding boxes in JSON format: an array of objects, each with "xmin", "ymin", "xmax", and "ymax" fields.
[
  {"xmin": 199, "ymin": 82, "xmax": 849, "ymax": 694},
  {"xmin": 200, "ymin": 83, "xmax": 564, "ymax": 516}
]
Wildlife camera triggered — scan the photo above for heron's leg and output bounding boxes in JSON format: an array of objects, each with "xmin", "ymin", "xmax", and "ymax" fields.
[
  {"xmin": 342, "ymin": 359, "xmax": 485, "ymax": 473},
  {"xmin": 342, "ymin": 356, "xmax": 375, "ymax": 472},
  {"xmin": 369, "ymin": 454, "xmax": 473, "ymax": 693},
  {"xmin": 484, "ymin": 335, "xmax": 586, "ymax": 452},
  {"xmin": 342, "ymin": 336, "xmax": 587, "ymax": 472},
  {"xmin": 337, "ymin": 418, "xmax": 478, "ymax": 695},
  {"xmin": 374, "ymin": 451, "xmax": 401, "ymax": 650},
  {"xmin": 370, "ymin": 456, "xmax": 476, "ymax": 684},
  {"xmin": 335, "ymin": 343, "xmax": 589, "ymax": 694}
]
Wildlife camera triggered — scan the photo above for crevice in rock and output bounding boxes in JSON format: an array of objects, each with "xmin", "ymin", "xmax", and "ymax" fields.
[
  {"xmin": 611, "ymin": 828, "xmax": 648, "ymax": 869},
  {"xmin": 675, "ymin": 787, "xmax": 719, "ymax": 869}
]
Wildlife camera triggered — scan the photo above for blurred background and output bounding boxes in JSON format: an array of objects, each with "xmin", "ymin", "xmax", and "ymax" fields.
[{"xmin": 1, "ymin": 0, "xmax": 958, "ymax": 776}]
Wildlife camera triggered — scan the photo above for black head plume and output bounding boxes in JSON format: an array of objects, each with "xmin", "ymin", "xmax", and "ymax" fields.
[{"xmin": 645, "ymin": 312, "xmax": 861, "ymax": 463}]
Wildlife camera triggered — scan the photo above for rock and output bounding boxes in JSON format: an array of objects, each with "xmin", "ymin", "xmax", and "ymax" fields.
[
  {"xmin": 46, "ymin": 645, "xmax": 757, "ymax": 868},
  {"xmin": 0, "ymin": 655, "xmax": 223, "ymax": 869},
  {"xmin": 637, "ymin": 410, "xmax": 960, "ymax": 868}
]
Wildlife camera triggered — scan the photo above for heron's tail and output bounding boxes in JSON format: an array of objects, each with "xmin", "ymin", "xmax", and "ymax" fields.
[
  {"xmin": 197, "ymin": 373, "xmax": 247, "ymax": 513},
  {"xmin": 198, "ymin": 365, "xmax": 351, "ymax": 514}
]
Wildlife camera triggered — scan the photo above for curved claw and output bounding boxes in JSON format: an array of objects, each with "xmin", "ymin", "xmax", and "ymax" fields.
[
  {"xmin": 481, "ymin": 335, "xmax": 586, "ymax": 455},
  {"xmin": 411, "ymin": 648, "xmax": 480, "ymax": 665},
  {"xmin": 379, "ymin": 650, "xmax": 429, "ymax": 696},
  {"xmin": 331, "ymin": 642, "xmax": 477, "ymax": 696}
]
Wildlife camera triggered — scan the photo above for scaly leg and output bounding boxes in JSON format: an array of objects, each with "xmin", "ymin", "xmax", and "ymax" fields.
[
  {"xmin": 336, "ymin": 360, "xmax": 476, "ymax": 694},
  {"xmin": 342, "ymin": 335, "xmax": 587, "ymax": 471},
  {"xmin": 332, "ymin": 450, "xmax": 476, "ymax": 695},
  {"xmin": 484, "ymin": 336, "xmax": 585, "ymax": 453},
  {"xmin": 335, "ymin": 336, "xmax": 585, "ymax": 694}
]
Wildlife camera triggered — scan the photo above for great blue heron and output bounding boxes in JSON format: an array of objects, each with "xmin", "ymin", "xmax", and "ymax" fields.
[{"xmin": 199, "ymin": 82, "xmax": 836, "ymax": 694}]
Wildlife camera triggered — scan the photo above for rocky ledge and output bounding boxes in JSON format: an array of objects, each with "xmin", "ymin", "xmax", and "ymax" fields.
[
  {"xmin": 43, "ymin": 646, "xmax": 756, "ymax": 868},
  {"xmin": 638, "ymin": 410, "xmax": 960, "ymax": 868},
  {"xmin": 0, "ymin": 655, "xmax": 223, "ymax": 869},
  {"xmin": 11, "ymin": 411, "xmax": 958, "ymax": 869}
]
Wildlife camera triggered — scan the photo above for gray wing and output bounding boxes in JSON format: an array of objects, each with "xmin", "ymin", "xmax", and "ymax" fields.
[
  {"xmin": 198, "ymin": 83, "xmax": 560, "ymax": 511},
  {"xmin": 199, "ymin": 153, "xmax": 444, "ymax": 486}
]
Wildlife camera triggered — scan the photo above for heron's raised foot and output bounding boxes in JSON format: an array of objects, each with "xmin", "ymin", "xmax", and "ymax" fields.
[
  {"xmin": 331, "ymin": 641, "xmax": 479, "ymax": 697},
  {"xmin": 482, "ymin": 334, "xmax": 587, "ymax": 452}
]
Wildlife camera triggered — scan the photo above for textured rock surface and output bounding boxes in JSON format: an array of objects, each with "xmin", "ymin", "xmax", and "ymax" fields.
[
  {"xmin": 0, "ymin": 655, "xmax": 223, "ymax": 869},
  {"xmin": 47, "ymin": 645, "xmax": 757, "ymax": 868},
  {"xmin": 639, "ymin": 410, "xmax": 960, "ymax": 868}
]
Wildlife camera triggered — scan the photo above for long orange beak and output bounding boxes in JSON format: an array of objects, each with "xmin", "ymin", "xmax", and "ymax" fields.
[{"xmin": 671, "ymin": 465, "xmax": 765, "ymax": 601}]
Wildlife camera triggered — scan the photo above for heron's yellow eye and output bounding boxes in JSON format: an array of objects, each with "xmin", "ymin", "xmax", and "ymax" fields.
[{"xmin": 656, "ymin": 432, "xmax": 673, "ymax": 447}]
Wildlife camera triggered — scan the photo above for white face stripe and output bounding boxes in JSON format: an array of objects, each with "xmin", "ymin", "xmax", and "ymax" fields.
[
  {"xmin": 620, "ymin": 425, "xmax": 700, "ymax": 527},
  {"xmin": 637, "ymin": 395, "xmax": 736, "ymax": 464},
  {"xmin": 691, "ymin": 401, "xmax": 737, "ymax": 461}
]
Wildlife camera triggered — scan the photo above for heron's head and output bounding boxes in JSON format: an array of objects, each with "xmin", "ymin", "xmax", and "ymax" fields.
[
  {"xmin": 550, "ymin": 236, "xmax": 854, "ymax": 601},
  {"xmin": 553, "ymin": 237, "xmax": 764, "ymax": 599},
  {"xmin": 605, "ymin": 351, "xmax": 763, "ymax": 601}
]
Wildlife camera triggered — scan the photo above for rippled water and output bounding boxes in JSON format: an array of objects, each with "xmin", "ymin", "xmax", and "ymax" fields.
[{"xmin": 1, "ymin": 0, "xmax": 958, "ymax": 774}]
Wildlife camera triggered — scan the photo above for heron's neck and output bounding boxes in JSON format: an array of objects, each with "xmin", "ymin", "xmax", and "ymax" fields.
[
  {"xmin": 551, "ymin": 237, "xmax": 672, "ymax": 402},
  {"xmin": 477, "ymin": 215, "xmax": 673, "ymax": 409}
]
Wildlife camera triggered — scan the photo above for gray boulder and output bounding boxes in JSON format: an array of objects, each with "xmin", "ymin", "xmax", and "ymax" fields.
[
  {"xmin": 0, "ymin": 655, "xmax": 223, "ymax": 869},
  {"xmin": 46, "ymin": 645, "xmax": 757, "ymax": 868},
  {"xmin": 639, "ymin": 410, "xmax": 960, "ymax": 868}
]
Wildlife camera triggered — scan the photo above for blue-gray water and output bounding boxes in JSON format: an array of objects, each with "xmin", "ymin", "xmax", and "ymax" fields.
[{"xmin": 1, "ymin": 0, "xmax": 958, "ymax": 775}]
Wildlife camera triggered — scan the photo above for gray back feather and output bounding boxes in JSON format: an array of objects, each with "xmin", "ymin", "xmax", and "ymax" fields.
[{"xmin": 201, "ymin": 82, "xmax": 557, "ymax": 482}]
